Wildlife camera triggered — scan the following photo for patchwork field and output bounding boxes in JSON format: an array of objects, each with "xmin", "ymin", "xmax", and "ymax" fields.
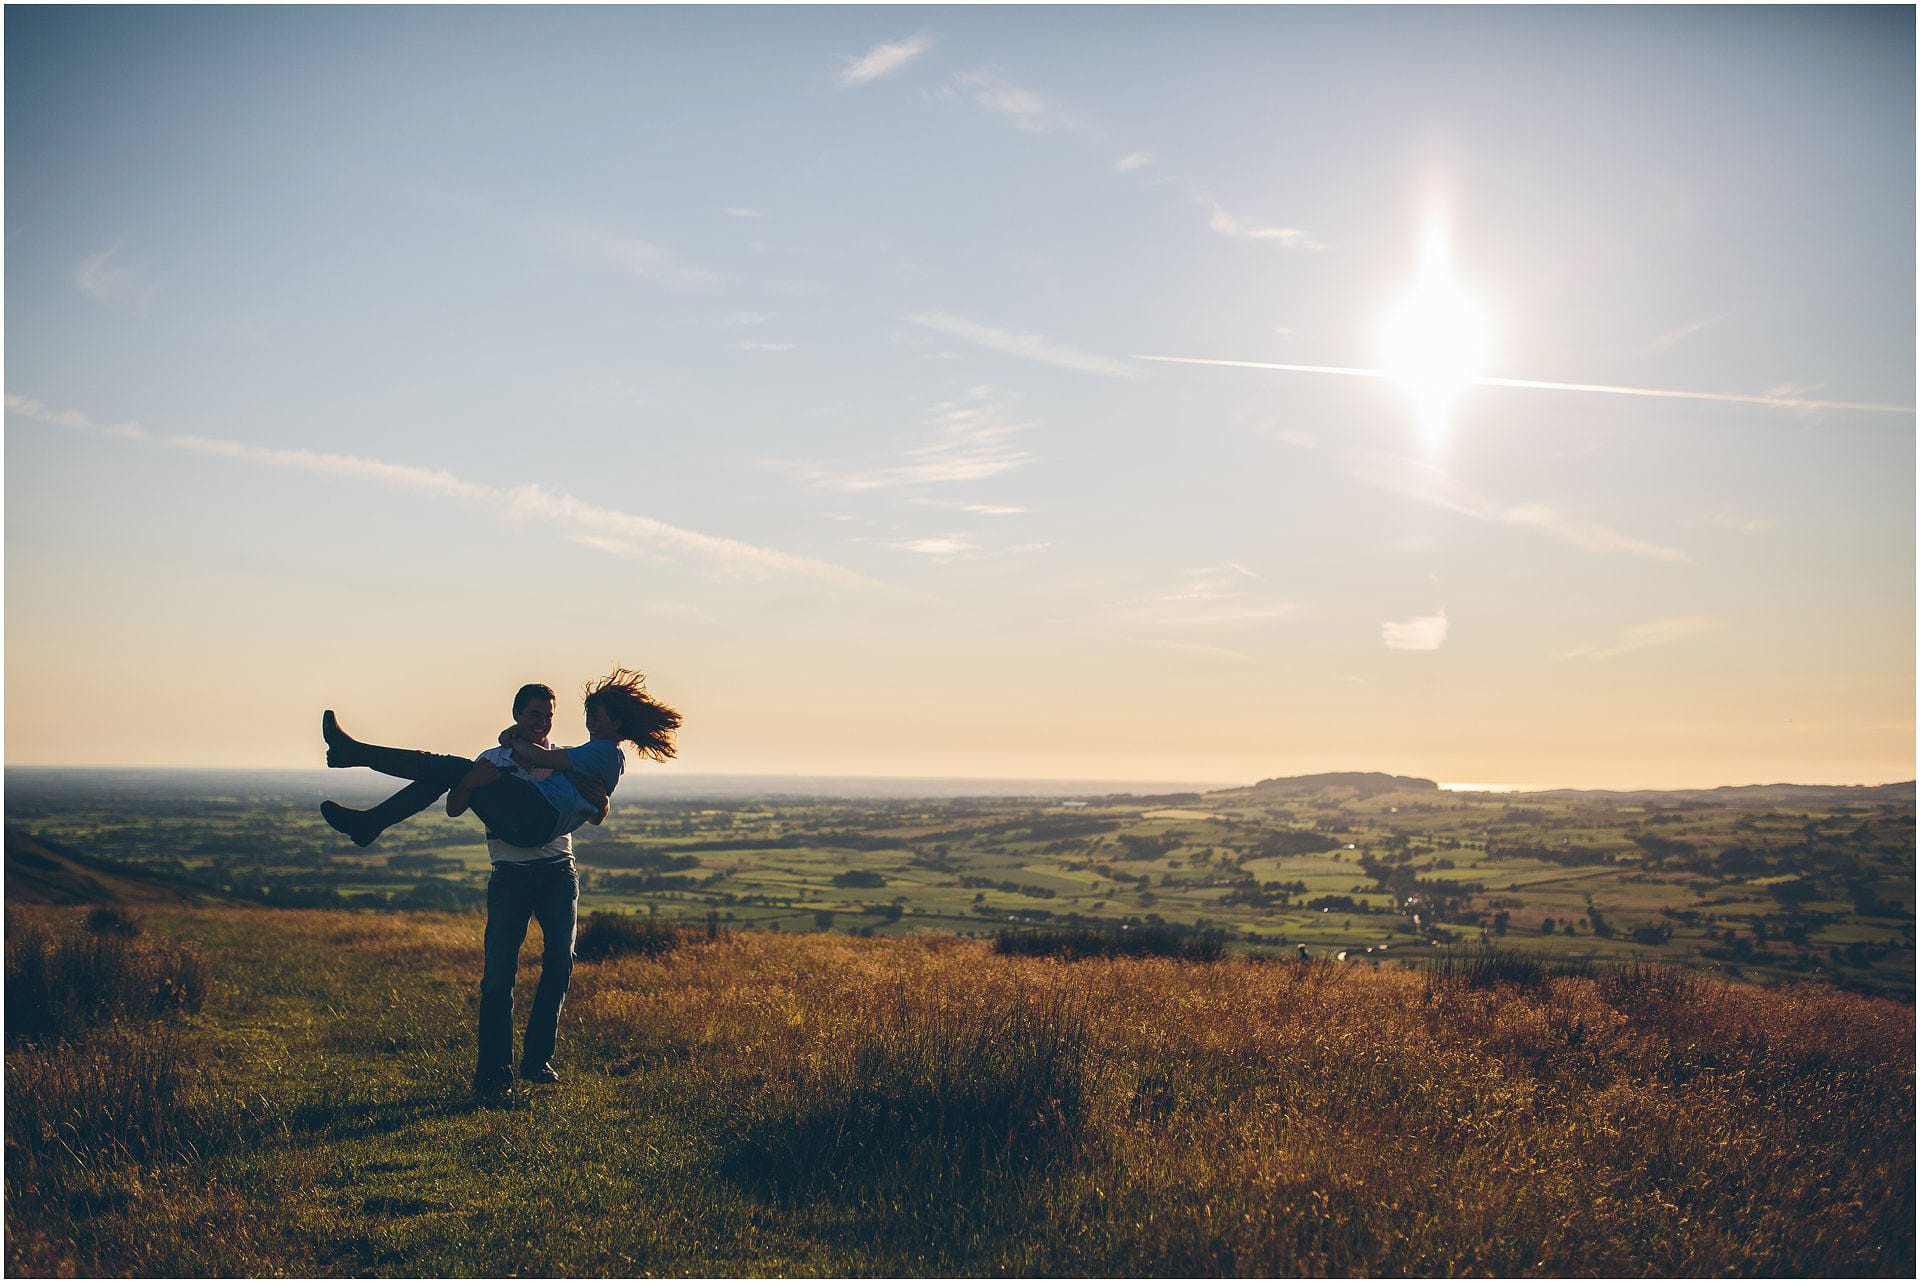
[{"xmin": 6, "ymin": 768, "xmax": 1914, "ymax": 998}]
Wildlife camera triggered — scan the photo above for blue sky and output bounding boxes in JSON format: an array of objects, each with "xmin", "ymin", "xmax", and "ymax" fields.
[{"xmin": 5, "ymin": 6, "xmax": 1913, "ymax": 787}]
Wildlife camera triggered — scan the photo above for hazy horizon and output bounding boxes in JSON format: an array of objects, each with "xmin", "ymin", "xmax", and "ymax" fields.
[
  {"xmin": 6, "ymin": 7, "xmax": 1913, "ymax": 790},
  {"xmin": 5, "ymin": 762, "xmax": 1912, "ymax": 799}
]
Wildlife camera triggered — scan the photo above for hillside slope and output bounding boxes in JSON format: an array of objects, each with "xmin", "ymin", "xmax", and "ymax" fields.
[
  {"xmin": 5, "ymin": 906, "xmax": 1912, "ymax": 1277},
  {"xmin": 4, "ymin": 829, "xmax": 237, "ymax": 906}
]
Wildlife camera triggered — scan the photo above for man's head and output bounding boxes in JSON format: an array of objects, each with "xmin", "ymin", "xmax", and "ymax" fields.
[{"xmin": 512, "ymin": 683, "xmax": 557, "ymax": 743}]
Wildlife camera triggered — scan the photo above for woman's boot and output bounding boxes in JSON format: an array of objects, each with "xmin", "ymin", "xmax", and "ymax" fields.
[
  {"xmin": 321, "ymin": 711, "xmax": 468, "ymax": 787},
  {"xmin": 320, "ymin": 779, "xmax": 447, "ymax": 848}
]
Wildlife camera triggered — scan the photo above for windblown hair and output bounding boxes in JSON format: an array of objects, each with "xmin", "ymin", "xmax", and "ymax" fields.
[{"xmin": 583, "ymin": 667, "xmax": 682, "ymax": 761}]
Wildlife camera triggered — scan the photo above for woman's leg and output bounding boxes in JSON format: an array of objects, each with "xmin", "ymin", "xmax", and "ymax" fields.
[
  {"xmin": 321, "ymin": 710, "xmax": 471, "ymax": 787},
  {"xmin": 446, "ymin": 761, "xmax": 502, "ymax": 818},
  {"xmin": 320, "ymin": 779, "xmax": 447, "ymax": 848},
  {"xmin": 319, "ymin": 712, "xmax": 474, "ymax": 845},
  {"xmin": 467, "ymin": 775, "xmax": 563, "ymax": 849}
]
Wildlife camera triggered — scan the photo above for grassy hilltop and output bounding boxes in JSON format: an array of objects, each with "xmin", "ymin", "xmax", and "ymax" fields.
[
  {"xmin": 6, "ymin": 904, "xmax": 1913, "ymax": 1277},
  {"xmin": 8, "ymin": 768, "xmax": 1914, "ymax": 1000}
]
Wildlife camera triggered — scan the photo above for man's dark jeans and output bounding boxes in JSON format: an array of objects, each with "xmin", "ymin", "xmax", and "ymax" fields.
[{"xmin": 477, "ymin": 858, "xmax": 578, "ymax": 1083}]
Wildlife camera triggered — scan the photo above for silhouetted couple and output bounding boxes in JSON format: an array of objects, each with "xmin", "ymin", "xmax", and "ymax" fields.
[{"xmin": 321, "ymin": 668, "xmax": 680, "ymax": 1098}]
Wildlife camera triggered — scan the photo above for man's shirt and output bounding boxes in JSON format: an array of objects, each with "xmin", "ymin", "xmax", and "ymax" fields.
[{"xmin": 478, "ymin": 744, "xmax": 574, "ymax": 864}]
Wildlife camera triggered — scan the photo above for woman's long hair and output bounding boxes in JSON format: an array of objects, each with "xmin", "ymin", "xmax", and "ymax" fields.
[{"xmin": 584, "ymin": 667, "xmax": 681, "ymax": 760}]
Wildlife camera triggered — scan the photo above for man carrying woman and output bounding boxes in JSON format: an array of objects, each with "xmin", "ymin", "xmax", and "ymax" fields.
[{"xmin": 320, "ymin": 668, "xmax": 680, "ymax": 1097}]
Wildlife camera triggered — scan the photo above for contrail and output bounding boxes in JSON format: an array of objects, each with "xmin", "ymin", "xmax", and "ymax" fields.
[{"xmin": 1131, "ymin": 354, "xmax": 1916, "ymax": 415}]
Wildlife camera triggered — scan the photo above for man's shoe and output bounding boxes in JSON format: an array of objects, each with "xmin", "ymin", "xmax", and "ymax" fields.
[
  {"xmin": 322, "ymin": 710, "xmax": 358, "ymax": 768},
  {"xmin": 320, "ymin": 800, "xmax": 379, "ymax": 849},
  {"xmin": 474, "ymin": 1069, "xmax": 514, "ymax": 1098},
  {"xmin": 520, "ymin": 1062, "xmax": 560, "ymax": 1085}
]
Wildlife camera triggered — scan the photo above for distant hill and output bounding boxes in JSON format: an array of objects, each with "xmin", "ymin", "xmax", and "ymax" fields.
[
  {"xmin": 4, "ymin": 828, "xmax": 239, "ymax": 906},
  {"xmin": 1235, "ymin": 771, "xmax": 1441, "ymax": 797},
  {"xmin": 1530, "ymin": 782, "xmax": 1916, "ymax": 806},
  {"xmin": 1218, "ymin": 774, "xmax": 1911, "ymax": 806}
]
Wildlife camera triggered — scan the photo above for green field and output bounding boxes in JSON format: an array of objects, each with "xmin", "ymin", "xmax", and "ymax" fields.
[
  {"xmin": 4, "ymin": 905, "xmax": 1913, "ymax": 1276},
  {"xmin": 6, "ymin": 769, "xmax": 1913, "ymax": 998}
]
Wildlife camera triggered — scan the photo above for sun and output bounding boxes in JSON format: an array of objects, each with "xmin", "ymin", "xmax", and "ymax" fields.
[{"xmin": 1377, "ymin": 223, "xmax": 1491, "ymax": 445}]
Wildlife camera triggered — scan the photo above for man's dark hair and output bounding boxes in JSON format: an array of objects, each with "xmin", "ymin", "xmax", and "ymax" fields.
[{"xmin": 512, "ymin": 683, "xmax": 557, "ymax": 716}]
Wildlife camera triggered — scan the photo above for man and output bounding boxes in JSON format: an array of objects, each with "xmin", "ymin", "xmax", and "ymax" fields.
[{"xmin": 468, "ymin": 682, "xmax": 580, "ymax": 1098}]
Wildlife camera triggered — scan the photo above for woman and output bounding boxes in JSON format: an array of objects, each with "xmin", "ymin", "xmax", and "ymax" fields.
[
  {"xmin": 324, "ymin": 669, "xmax": 679, "ymax": 1097},
  {"xmin": 319, "ymin": 667, "xmax": 680, "ymax": 849}
]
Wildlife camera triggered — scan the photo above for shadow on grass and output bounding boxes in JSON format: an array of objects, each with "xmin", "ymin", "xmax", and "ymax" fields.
[{"xmin": 289, "ymin": 1086, "xmax": 525, "ymax": 1138}]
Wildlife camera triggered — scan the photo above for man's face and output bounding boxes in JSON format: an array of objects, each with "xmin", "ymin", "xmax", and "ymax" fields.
[{"xmin": 515, "ymin": 697, "xmax": 556, "ymax": 744}]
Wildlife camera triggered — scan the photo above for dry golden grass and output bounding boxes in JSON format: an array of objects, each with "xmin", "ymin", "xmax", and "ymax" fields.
[{"xmin": 5, "ymin": 906, "xmax": 1913, "ymax": 1276}]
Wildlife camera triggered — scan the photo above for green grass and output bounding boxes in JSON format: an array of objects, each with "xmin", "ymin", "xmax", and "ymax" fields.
[
  {"xmin": 10, "ymin": 779, "xmax": 1914, "ymax": 998},
  {"xmin": 4, "ymin": 904, "xmax": 1913, "ymax": 1276}
]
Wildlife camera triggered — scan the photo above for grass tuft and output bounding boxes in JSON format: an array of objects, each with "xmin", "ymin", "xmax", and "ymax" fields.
[
  {"xmin": 85, "ymin": 906, "xmax": 141, "ymax": 938},
  {"xmin": 573, "ymin": 909, "xmax": 684, "ymax": 962},
  {"xmin": 992, "ymin": 922, "xmax": 1224, "ymax": 962},
  {"xmin": 724, "ymin": 985, "xmax": 1090, "ymax": 1249},
  {"xmin": 1422, "ymin": 943, "xmax": 1555, "ymax": 994},
  {"xmin": 5, "ymin": 919, "xmax": 207, "ymax": 1046}
]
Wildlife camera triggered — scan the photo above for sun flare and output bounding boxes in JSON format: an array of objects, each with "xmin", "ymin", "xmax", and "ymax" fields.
[{"xmin": 1377, "ymin": 224, "xmax": 1491, "ymax": 444}]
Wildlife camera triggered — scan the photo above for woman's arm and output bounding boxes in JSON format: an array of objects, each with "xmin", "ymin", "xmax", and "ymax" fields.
[{"xmin": 496, "ymin": 729, "xmax": 574, "ymax": 772}]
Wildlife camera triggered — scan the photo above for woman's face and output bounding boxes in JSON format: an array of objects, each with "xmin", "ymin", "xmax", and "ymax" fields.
[{"xmin": 585, "ymin": 702, "xmax": 617, "ymax": 740}]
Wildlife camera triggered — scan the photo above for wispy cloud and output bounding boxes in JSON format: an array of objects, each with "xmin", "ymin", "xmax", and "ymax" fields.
[
  {"xmin": 1557, "ymin": 615, "xmax": 1715, "ymax": 662},
  {"xmin": 1382, "ymin": 609, "xmax": 1449, "ymax": 652},
  {"xmin": 949, "ymin": 68, "xmax": 1094, "ymax": 138},
  {"xmin": 1136, "ymin": 353, "xmax": 1914, "ymax": 415},
  {"xmin": 1272, "ymin": 428, "xmax": 1317, "ymax": 450},
  {"xmin": 1763, "ymin": 380, "xmax": 1824, "ymax": 402},
  {"xmin": 1090, "ymin": 565, "xmax": 1299, "ymax": 637},
  {"xmin": 555, "ymin": 225, "xmax": 719, "ymax": 287},
  {"xmin": 909, "ymin": 496, "xmax": 1029, "ymax": 516},
  {"xmin": 1114, "ymin": 151, "xmax": 1153, "ymax": 173},
  {"xmin": 1646, "ymin": 311, "xmax": 1729, "ymax": 354},
  {"xmin": 792, "ymin": 385, "xmax": 1034, "ymax": 493},
  {"xmin": 902, "ymin": 311, "xmax": 1139, "ymax": 379},
  {"xmin": 1501, "ymin": 504, "xmax": 1691, "ymax": 563},
  {"xmin": 1341, "ymin": 451, "xmax": 1491, "ymax": 522},
  {"xmin": 566, "ymin": 533, "xmax": 673, "ymax": 565},
  {"xmin": 836, "ymin": 33, "xmax": 936, "ymax": 88},
  {"xmin": 1133, "ymin": 637, "xmax": 1255, "ymax": 662},
  {"xmin": 885, "ymin": 534, "xmax": 979, "ymax": 558},
  {"xmin": 4, "ymin": 393, "xmax": 149, "ymax": 441},
  {"xmin": 722, "ymin": 206, "xmax": 766, "ymax": 219},
  {"xmin": 168, "ymin": 434, "xmax": 493, "ymax": 502},
  {"xmin": 1340, "ymin": 449, "xmax": 1690, "ymax": 564},
  {"xmin": 1204, "ymin": 201, "xmax": 1326, "ymax": 250},
  {"xmin": 73, "ymin": 240, "xmax": 160, "ymax": 313},
  {"xmin": 1692, "ymin": 507, "xmax": 1774, "ymax": 534},
  {"xmin": 949, "ymin": 502, "xmax": 1027, "ymax": 516},
  {"xmin": 9, "ymin": 393, "xmax": 869, "ymax": 586},
  {"xmin": 736, "ymin": 340, "xmax": 796, "ymax": 353}
]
